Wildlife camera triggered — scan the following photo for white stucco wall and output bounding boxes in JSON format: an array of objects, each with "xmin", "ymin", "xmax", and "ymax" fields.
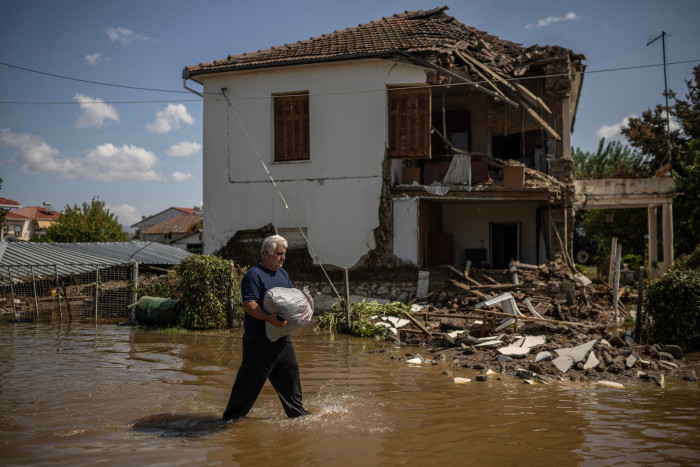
[
  {"xmin": 392, "ymin": 197, "xmax": 419, "ymax": 264},
  {"xmin": 443, "ymin": 201, "xmax": 544, "ymax": 265},
  {"xmin": 199, "ymin": 59, "xmax": 427, "ymax": 267}
]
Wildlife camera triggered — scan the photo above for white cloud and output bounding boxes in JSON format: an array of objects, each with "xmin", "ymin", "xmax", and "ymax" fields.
[
  {"xmin": 74, "ymin": 93, "xmax": 120, "ymax": 128},
  {"xmin": 147, "ymin": 104, "xmax": 195, "ymax": 134},
  {"xmin": 0, "ymin": 128, "xmax": 65, "ymax": 173},
  {"xmin": 526, "ymin": 12, "xmax": 581, "ymax": 29},
  {"xmin": 596, "ymin": 115, "xmax": 636, "ymax": 140},
  {"xmin": 166, "ymin": 141, "xmax": 202, "ymax": 157},
  {"xmin": 171, "ymin": 171, "xmax": 194, "ymax": 183},
  {"xmin": 0, "ymin": 129, "xmax": 163, "ymax": 181},
  {"xmin": 106, "ymin": 203, "xmax": 141, "ymax": 227},
  {"xmin": 106, "ymin": 26, "xmax": 156, "ymax": 44},
  {"xmin": 84, "ymin": 53, "xmax": 104, "ymax": 65}
]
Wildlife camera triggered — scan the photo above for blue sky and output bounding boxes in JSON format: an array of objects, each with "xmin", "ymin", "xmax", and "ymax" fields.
[{"xmin": 1, "ymin": 0, "xmax": 698, "ymax": 230}]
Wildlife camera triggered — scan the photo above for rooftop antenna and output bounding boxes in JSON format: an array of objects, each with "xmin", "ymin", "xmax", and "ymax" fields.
[{"xmin": 646, "ymin": 31, "xmax": 672, "ymax": 170}]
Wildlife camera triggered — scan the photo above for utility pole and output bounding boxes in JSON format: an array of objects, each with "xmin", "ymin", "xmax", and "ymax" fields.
[{"xmin": 647, "ymin": 31, "xmax": 672, "ymax": 169}]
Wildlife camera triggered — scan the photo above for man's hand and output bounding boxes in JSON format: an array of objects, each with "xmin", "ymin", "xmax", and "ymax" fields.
[{"xmin": 268, "ymin": 313, "xmax": 287, "ymax": 328}]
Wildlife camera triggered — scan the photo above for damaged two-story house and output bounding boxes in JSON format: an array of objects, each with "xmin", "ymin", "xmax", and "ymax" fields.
[{"xmin": 183, "ymin": 6, "xmax": 585, "ymax": 276}]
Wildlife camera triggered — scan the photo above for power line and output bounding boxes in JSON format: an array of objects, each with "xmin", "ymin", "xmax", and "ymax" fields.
[
  {"xmin": 1, "ymin": 58, "xmax": 699, "ymax": 106},
  {"xmin": 0, "ymin": 61, "xmax": 191, "ymax": 94}
]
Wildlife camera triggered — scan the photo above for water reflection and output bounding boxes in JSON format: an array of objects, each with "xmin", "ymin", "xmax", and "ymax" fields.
[
  {"xmin": 1, "ymin": 321, "xmax": 698, "ymax": 466},
  {"xmin": 132, "ymin": 413, "xmax": 227, "ymax": 438}
]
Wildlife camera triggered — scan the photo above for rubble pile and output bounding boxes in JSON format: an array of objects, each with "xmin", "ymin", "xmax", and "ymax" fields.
[{"xmin": 367, "ymin": 258, "xmax": 695, "ymax": 385}]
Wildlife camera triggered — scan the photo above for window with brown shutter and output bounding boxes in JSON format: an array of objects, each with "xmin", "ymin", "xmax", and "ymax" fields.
[
  {"xmin": 274, "ymin": 92, "xmax": 310, "ymax": 162},
  {"xmin": 387, "ymin": 87, "xmax": 431, "ymax": 159}
]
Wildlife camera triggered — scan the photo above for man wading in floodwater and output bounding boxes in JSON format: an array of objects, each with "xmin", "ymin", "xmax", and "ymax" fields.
[{"xmin": 222, "ymin": 235, "xmax": 311, "ymax": 421}]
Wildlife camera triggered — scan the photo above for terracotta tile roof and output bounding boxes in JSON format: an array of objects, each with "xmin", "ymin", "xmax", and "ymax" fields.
[
  {"xmin": 142, "ymin": 213, "xmax": 203, "ymax": 235},
  {"xmin": 0, "ymin": 197, "xmax": 21, "ymax": 206},
  {"xmin": 185, "ymin": 6, "xmax": 576, "ymax": 78},
  {"xmin": 6, "ymin": 206, "xmax": 61, "ymax": 221},
  {"xmin": 174, "ymin": 207, "xmax": 202, "ymax": 215}
]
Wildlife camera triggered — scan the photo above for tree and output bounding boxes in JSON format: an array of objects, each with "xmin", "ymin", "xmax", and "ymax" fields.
[
  {"xmin": 622, "ymin": 65, "xmax": 700, "ymax": 255},
  {"xmin": 572, "ymin": 139, "xmax": 651, "ymax": 261},
  {"xmin": 38, "ymin": 197, "xmax": 129, "ymax": 243},
  {"xmin": 573, "ymin": 138, "xmax": 650, "ymax": 179},
  {"xmin": 0, "ymin": 178, "xmax": 7, "ymax": 227}
]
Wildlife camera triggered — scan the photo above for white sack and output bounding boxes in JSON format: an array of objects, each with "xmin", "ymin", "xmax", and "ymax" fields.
[{"xmin": 263, "ymin": 287, "xmax": 314, "ymax": 342}]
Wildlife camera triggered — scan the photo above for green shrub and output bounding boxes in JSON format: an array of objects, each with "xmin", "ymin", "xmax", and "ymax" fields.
[
  {"xmin": 137, "ymin": 271, "xmax": 179, "ymax": 299},
  {"xmin": 316, "ymin": 300, "xmax": 410, "ymax": 338},
  {"xmin": 175, "ymin": 255, "xmax": 247, "ymax": 330},
  {"xmin": 641, "ymin": 268, "xmax": 700, "ymax": 350}
]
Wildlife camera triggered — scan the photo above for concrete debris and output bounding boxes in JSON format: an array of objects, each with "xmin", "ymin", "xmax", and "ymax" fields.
[
  {"xmin": 584, "ymin": 352, "xmax": 600, "ymax": 370},
  {"xmin": 453, "ymin": 377, "xmax": 471, "ymax": 384},
  {"xmin": 552, "ymin": 355, "xmax": 574, "ymax": 373},
  {"xmin": 365, "ymin": 259, "xmax": 694, "ymax": 387},
  {"xmin": 598, "ymin": 381, "xmax": 624, "ymax": 389},
  {"xmin": 684, "ymin": 369, "xmax": 698, "ymax": 382},
  {"xmin": 554, "ymin": 340, "xmax": 597, "ymax": 363},
  {"xmin": 534, "ymin": 351, "xmax": 552, "ymax": 363}
]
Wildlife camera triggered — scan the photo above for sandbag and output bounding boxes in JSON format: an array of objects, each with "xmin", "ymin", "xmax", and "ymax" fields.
[{"xmin": 263, "ymin": 287, "xmax": 313, "ymax": 342}]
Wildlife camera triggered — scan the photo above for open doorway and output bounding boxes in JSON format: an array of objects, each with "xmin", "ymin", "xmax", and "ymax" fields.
[{"xmin": 491, "ymin": 222, "xmax": 520, "ymax": 268}]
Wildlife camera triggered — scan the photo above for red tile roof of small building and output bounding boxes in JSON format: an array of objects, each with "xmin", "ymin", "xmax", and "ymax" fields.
[
  {"xmin": 6, "ymin": 206, "xmax": 61, "ymax": 220},
  {"xmin": 0, "ymin": 197, "xmax": 21, "ymax": 206},
  {"xmin": 142, "ymin": 213, "xmax": 203, "ymax": 235},
  {"xmin": 174, "ymin": 207, "xmax": 202, "ymax": 215},
  {"xmin": 185, "ymin": 6, "xmax": 571, "ymax": 78}
]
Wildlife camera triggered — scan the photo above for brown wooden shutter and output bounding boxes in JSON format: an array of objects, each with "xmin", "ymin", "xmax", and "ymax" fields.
[
  {"xmin": 387, "ymin": 87, "xmax": 430, "ymax": 158},
  {"xmin": 274, "ymin": 93, "xmax": 309, "ymax": 161}
]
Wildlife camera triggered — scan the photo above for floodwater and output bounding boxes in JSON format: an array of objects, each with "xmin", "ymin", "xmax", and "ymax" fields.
[{"xmin": 1, "ymin": 322, "xmax": 699, "ymax": 466}]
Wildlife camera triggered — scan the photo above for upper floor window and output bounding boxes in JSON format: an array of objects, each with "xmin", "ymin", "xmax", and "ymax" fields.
[
  {"xmin": 274, "ymin": 92, "xmax": 309, "ymax": 162},
  {"xmin": 387, "ymin": 87, "xmax": 430, "ymax": 159}
]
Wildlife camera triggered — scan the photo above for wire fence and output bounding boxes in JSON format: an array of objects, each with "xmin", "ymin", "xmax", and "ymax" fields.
[{"xmin": 0, "ymin": 263, "xmax": 136, "ymax": 322}]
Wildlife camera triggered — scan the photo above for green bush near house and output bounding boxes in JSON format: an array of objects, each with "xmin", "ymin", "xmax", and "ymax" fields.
[
  {"xmin": 641, "ymin": 268, "xmax": 700, "ymax": 350},
  {"xmin": 175, "ymin": 255, "xmax": 247, "ymax": 330},
  {"xmin": 136, "ymin": 255, "xmax": 247, "ymax": 330}
]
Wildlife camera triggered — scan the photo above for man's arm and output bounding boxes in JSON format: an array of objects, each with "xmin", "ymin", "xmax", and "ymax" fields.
[{"xmin": 243, "ymin": 301, "xmax": 287, "ymax": 328}]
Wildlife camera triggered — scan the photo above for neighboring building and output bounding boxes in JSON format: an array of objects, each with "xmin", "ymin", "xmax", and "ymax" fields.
[
  {"xmin": 141, "ymin": 213, "xmax": 203, "ymax": 252},
  {"xmin": 0, "ymin": 197, "xmax": 22, "ymax": 241},
  {"xmin": 0, "ymin": 197, "xmax": 21, "ymax": 211},
  {"xmin": 184, "ymin": 7, "xmax": 584, "ymax": 270},
  {"xmin": 131, "ymin": 207, "xmax": 202, "ymax": 241},
  {"xmin": 3, "ymin": 206, "xmax": 61, "ymax": 241}
]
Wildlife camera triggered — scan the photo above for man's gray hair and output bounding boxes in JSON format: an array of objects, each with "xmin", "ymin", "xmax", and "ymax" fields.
[{"xmin": 261, "ymin": 234, "xmax": 288, "ymax": 258}]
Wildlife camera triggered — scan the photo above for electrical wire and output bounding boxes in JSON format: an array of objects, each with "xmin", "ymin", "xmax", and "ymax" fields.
[{"xmin": 1, "ymin": 59, "xmax": 699, "ymax": 105}]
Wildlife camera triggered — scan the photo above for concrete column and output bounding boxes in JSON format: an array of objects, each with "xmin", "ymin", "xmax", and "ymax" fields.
[
  {"xmin": 662, "ymin": 202, "xmax": 674, "ymax": 271},
  {"xmin": 648, "ymin": 205, "xmax": 658, "ymax": 278}
]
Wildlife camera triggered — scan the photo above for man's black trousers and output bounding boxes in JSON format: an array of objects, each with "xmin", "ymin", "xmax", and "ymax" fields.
[{"xmin": 223, "ymin": 339, "xmax": 309, "ymax": 420}]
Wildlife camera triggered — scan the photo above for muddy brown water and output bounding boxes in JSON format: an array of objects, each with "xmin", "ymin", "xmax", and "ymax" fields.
[{"xmin": 1, "ymin": 322, "xmax": 699, "ymax": 466}]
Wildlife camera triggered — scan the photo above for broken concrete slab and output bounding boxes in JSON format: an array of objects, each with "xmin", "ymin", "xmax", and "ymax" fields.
[
  {"xmin": 453, "ymin": 377, "xmax": 471, "ymax": 384},
  {"xmin": 554, "ymin": 339, "xmax": 597, "ymax": 363},
  {"xmin": 497, "ymin": 355, "xmax": 513, "ymax": 362},
  {"xmin": 552, "ymin": 355, "xmax": 574, "ymax": 373},
  {"xmin": 497, "ymin": 345, "xmax": 531, "ymax": 357},
  {"xmin": 626, "ymin": 354, "xmax": 638, "ymax": 368},
  {"xmin": 519, "ymin": 335, "xmax": 546, "ymax": 348},
  {"xmin": 475, "ymin": 340, "xmax": 505, "ymax": 348},
  {"xmin": 383, "ymin": 316, "xmax": 410, "ymax": 328},
  {"xmin": 598, "ymin": 380, "xmax": 624, "ymax": 389},
  {"xmin": 534, "ymin": 351, "xmax": 552, "ymax": 363},
  {"xmin": 584, "ymin": 352, "xmax": 600, "ymax": 370}
]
